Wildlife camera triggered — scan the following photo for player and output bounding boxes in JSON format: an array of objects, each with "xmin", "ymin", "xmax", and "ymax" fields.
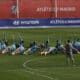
[
  {"xmin": 41, "ymin": 38, "xmax": 65, "ymax": 56},
  {"xmin": 72, "ymin": 38, "xmax": 80, "ymax": 51},
  {"xmin": 2, "ymin": 43, "xmax": 16, "ymax": 54},
  {"xmin": 2, "ymin": 35, "xmax": 16, "ymax": 54},
  {"xmin": 55, "ymin": 39, "xmax": 65, "ymax": 53},
  {"xmin": 11, "ymin": 40, "xmax": 25, "ymax": 55},
  {"xmin": 65, "ymin": 40, "xmax": 80, "ymax": 65},
  {"xmin": 24, "ymin": 45, "xmax": 39, "ymax": 55},
  {"xmin": 0, "ymin": 40, "xmax": 8, "ymax": 53},
  {"xmin": 11, "ymin": 33, "xmax": 25, "ymax": 55},
  {"xmin": 41, "ymin": 46, "xmax": 56, "ymax": 56},
  {"xmin": 24, "ymin": 41, "xmax": 40, "ymax": 55}
]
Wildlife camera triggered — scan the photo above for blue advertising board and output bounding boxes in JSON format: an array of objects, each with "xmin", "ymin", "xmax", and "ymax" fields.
[{"xmin": 0, "ymin": 18, "xmax": 80, "ymax": 28}]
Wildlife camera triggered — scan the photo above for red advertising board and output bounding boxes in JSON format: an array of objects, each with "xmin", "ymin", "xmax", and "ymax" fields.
[{"xmin": 0, "ymin": 0, "xmax": 80, "ymax": 18}]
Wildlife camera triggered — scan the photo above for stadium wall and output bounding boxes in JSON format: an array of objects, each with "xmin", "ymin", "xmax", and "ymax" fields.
[{"xmin": 0, "ymin": 0, "xmax": 80, "ymax": 27}]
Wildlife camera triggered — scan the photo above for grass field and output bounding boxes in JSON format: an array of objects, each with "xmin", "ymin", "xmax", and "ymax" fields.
[{"xmin": 0, "ymin": 28, "xmax": 80, "ymax": 80}]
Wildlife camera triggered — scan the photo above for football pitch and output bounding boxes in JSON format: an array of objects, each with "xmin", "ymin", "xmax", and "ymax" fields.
[{"xmin": 0, "ymin": 28, "xmax": 80, "ymax": 80}]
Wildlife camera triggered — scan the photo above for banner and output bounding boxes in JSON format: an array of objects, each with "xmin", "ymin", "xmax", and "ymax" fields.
[
  {"xmin": 0, "ymin": 18, "xmax": 80, "ymax": 27},
  {"xmin": 0, "ymin": 0, "xmax": 80, "ymax": 27}
]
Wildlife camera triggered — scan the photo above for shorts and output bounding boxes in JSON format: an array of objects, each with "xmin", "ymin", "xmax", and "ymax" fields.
[{"xmin": 66, "ymin": 52, "xmax": 73, "ymax": 59}]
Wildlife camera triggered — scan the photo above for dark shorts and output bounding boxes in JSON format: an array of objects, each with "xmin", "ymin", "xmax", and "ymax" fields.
[{"xmin": 66, "ymin": 52, "xmax": 73, "ymax": 59}]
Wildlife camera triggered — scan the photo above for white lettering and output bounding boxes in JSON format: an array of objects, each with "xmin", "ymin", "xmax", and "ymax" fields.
[
  {"xmin": 21, "ymin": 21, "xmax": 39, "ymax": 24},
  {"xmin": 37, "ymin": 7, "xmax": 76, "ymax": 12}
]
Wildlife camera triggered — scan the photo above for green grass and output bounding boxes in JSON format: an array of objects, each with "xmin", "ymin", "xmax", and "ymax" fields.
[
  {"xmin": 0, "ymin": 54, "xmax": 80, "ymax": 80},
  {"xmin": 0, "ymin": 28, "xmax": 80, "ymax": 80}
]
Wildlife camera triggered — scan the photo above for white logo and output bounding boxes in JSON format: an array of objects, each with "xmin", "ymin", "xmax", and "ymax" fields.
[
  {"xmin": 11, "ymin": 5, "xmax": 17, "ymax": 15},
  {"xmin": 13, "ymin": 20, "xmax": 20, "ymax": 25}
]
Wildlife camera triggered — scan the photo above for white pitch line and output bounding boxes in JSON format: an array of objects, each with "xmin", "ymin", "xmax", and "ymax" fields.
[
  {"xmin": 6, "ymin": 69, "xmax": 58, "ymax": 80},
  {"xmin": 22, "ymin": 57, "xmax": 59, "ymax": 80},
  {"xmin": 23, "ymin": 58, "xmax": 40, "ymax": 71}
]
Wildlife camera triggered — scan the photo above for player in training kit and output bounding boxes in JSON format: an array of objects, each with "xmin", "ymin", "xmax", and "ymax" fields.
[
  {"xmin": 24, "ymin": 41, "xmax": 40, "ymax": 55},
  {"xmin": 11, "ymin": 40, "xmax": 25, "ymax": 55},
  {"xmin": 65, "ymin": 40, "xmax": 80, "ymax": 65}
]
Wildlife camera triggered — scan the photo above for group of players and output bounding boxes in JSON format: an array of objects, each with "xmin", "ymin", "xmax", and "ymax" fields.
[
  {"xmin": 0, "ymin": 34, "xmax": 80, "ymax": 65},
  {"xmin": 0, "ymin": 36, "xmax": 49, "ymax": 55},
  {"xmin": 0, "ymin": 34, "xmax": 80, "ymax": 55},
  {"xmin": 0, "ymin": 33, "xmax": 24, "ymax": 55}
]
